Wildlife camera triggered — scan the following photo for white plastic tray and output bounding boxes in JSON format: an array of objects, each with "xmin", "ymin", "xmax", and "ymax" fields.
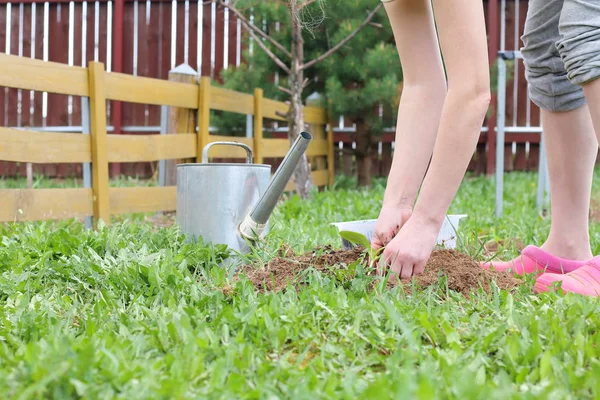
[{"xmin": 331, "ymin": 215, "xmax": 467, "ymax": 250}]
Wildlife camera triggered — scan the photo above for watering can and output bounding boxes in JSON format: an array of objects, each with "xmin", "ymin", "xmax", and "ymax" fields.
[{"xmin": 176, "ymin": 131, "xmax": 312, "ymax": 255}]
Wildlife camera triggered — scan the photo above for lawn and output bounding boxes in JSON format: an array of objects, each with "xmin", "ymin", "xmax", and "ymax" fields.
[{"xmin": 1, "ymin": 171, "xmax": 600, "ymax": 399}]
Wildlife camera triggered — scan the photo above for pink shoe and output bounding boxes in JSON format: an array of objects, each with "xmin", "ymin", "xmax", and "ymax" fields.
[
  {"xmin": 534, "ymin": 257, "xmax": 600, "ymax": 297},
  {"xmin": 481, "ymin": 245, "xmax": 587, "ymax": 275}
]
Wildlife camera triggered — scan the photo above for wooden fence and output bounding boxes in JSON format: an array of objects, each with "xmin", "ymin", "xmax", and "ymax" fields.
[
  {"xmin": 0, "ymin": 53, "xmax": 333, "ymax": 226},
  {"xmin": 332, "ymin": 132, "xmax": 542, "ymax": 180},
  {"xmin": 0, "ymin": 0, "xmax": 242, "ymax": 177},
  {"xmin": 0, "ymin": 0, "xmax": 549, "ymax": 180}
]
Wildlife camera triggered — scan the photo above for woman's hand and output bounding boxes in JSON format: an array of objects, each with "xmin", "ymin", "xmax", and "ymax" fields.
[
  {"xmin": 371, "ymin": 206, "xmax": 413, "ymax": 251},
  {"xmin": 378, "ymin": 213, "xmax": 440, "ymax": 281}
]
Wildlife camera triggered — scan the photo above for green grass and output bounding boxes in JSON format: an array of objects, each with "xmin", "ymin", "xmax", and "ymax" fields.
[
  {"xmin": 1, "ymin": 171, "xmax": 600, "ymax": 399},
  {"xmin": 0, "ymin": 174, "xmax": 155, "ymax": 189}
]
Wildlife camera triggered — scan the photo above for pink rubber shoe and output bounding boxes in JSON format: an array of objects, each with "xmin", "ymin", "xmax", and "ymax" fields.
[
  {"xmin": 481, "ymin": 245, "xmax": 587, "ymax": 275},
  {"xmin": 534, "ymin": 257, "xmax": 600, "ymax": 297}
]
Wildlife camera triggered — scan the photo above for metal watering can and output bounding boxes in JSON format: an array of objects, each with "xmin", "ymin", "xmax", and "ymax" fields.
[{"xmin": 176, "ymin": 131, "xmax": 312, "ymax": 256}]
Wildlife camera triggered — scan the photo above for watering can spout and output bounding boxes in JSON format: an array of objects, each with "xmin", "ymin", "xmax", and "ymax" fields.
[{"xmin": 239, "ymin": 131, "xmax": 312, "ymax": 240}]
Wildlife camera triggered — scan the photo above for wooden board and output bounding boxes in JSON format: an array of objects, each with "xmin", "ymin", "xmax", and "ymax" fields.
[
  {"xmin": 0, "ymin": 53, "xmax": 88, "ymax": 96},
  {"xmin": 305, "ymin": 106, "xmax": 327, "ymax": 125},
  {"xmin": 107, "ymin": 134, "xmax": 197, "ymax": 162},
  {"xmin": 253, "ymin": 88, "xmax": 264, "ymax": 163},
  {"xmin": 19, "ymin": 5, "xmax": 32, "ymax": 127},
  {"xmin": 163, "ymin": 68, "xmax": 199, "ymax": 185},
  {"xmin": 105, "ymin": 71, "xmax": 198, "ymax": 108},
  {"xmin": 0, "ymin": 127, "xmax": 91, "ymax": 163},
  {"xmin": 0, "ymin": 4, "xmax": 5, "ymax": 127},
  {"xmin": 214, "ymin": 5, "xmax": 225, "ymax": 78},
  {"xmin": 283, "ymin": 169, "xmax": 329, "ymax": 192},
  {"xmin": 312, "ymin": 169, "xmax": 330, "ymax": 187},
  {"xmin": 307, "ymin": 139, "xmax": 329, "ymax": 157},
  {"xmin": 210, "ymin": 86, "xmax": 254, "ymax": 115},
  {"xmin": 262, "ymin": 98, "xmax": 288, "ymax": 121},
  {"xmin": 262, "ymin": 138, "xmax": 329, "ymax": 158},
  {"xmin": 188, "ymin": 1, "xmax": 200, "ymax": 74},
  {"xmin": 0, "ymin": 188, "xmax": 93, "ymax": 222},
  {"xmin": 88, "ymin": 62, "xmax": 110, "ymax": 226},
  {"xmin": 201, "ymin": 1, "xmax": 212, "ymax": 77},
  {"xmin": 327, "ymin": 122, "xmax": 335, "ymax": 186},
  {"xmin": 47, "ymin": 4, "xmax": 71, "ymax": 132},
  {"xmin": 197, "ymin": 76, "xmax": 211, "ymax": 162},
  {"xmin": 109, "ymin": 187, "xmax": 176, "ymax": 214}
]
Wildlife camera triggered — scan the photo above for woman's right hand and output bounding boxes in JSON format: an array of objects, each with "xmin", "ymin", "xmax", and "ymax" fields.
[{"xmin": 371, "ymin": 205, "xmax": 413, "ymax": 251}]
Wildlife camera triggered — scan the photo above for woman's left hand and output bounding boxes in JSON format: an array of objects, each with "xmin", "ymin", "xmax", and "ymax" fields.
[{"xmin": 378, "ymin": 214, "xmax": 440, "ymax": 281}]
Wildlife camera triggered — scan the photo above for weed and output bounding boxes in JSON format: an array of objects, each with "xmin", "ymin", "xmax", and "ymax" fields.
[{"xmin": 338, "ymin": 230, "xmax": 383, "ymax": 269}]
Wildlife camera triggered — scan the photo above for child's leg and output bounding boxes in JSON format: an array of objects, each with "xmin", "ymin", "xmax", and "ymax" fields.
[
  {"xmin": 541, "ymin": 0, "xmax": 600, "ymax": 261},
  {"xmin": 539, "ymin": 107, "xmax": 596, "ymax": 261},
  {"xmin": 483, "ymin": 0, "xmax": 597, "ymax": 274},
  {"xmin": 557, "ymin": 0, "xmax": 600, "ymax": 134},
  {"xmin": 533, "ymin": 0, "xmax": 600, "ymax": 295}
]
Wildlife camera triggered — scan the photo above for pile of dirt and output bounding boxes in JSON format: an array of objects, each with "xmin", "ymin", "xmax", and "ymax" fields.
[
  {"xmin": 238, "ymin": 246, "xmax": 366, "ymax": 293},
  {"xmin": 414, "ymin": 249, "xmax": 521, "ymax": 294},
  {"xmin": 237, "ymin": 246, "xmax": 522, "ymax": 295}
]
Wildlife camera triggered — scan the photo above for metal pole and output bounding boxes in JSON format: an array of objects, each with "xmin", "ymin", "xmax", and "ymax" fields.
[
  {"xmin": 495, "ymin": 54, "xmax": 507, "ymax": 218},
  {"xmin": 81, "ymin": 97, "xmax": 93, "ymax": 230},
  {"xmin": 246, "ymin": 114, "xmax": 252, "ymax": 138},
  {"xmin": 158, "ymin": 105, "xmax": 168, "ymax": 187}
]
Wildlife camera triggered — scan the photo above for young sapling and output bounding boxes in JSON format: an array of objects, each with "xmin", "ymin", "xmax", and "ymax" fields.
[{"xmin": 338, "ymin": 230, "xmax": 384, "ymax": 269}]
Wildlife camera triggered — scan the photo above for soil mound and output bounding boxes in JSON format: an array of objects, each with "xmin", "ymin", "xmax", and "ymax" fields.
[
  {"xmin": 417, "ymin": 249, "xmax": 521, "ymax": 294},
  {"xmin": 237, "ymin": 246, "xmax": 521, "ymax": 295}
]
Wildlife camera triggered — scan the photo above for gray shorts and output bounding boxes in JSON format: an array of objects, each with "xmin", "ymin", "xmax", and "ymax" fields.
[{"xmin": 522, "ymin": 0, "xmax": 600, "ymax": 112}]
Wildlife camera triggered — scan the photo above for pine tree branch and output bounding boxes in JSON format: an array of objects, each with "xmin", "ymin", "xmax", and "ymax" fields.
[
  {"xmin": 215, "ymin": 0, "xmax": 292, "ymax": 59},
  {"xmin": 247, "ymin": 28, "xmax": 291, "ymax": 75},
  {"xmin": 301, "ymin": 3, "xmax": 383, "ymax": 71}
]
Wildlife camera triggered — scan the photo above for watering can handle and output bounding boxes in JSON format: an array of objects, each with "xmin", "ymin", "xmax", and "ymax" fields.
[{"xmin": 201, "ymin": 141, "xmax": 253, "ymax": 164}]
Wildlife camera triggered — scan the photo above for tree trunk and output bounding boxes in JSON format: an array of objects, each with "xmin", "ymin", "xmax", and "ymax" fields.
[
  {"xmin": 355, "ymin": 120, "xmax": 372, "ymax": 187},
  {"xmin": 287, "ymin": 10, "xmax": 313, "ymax": 199}
]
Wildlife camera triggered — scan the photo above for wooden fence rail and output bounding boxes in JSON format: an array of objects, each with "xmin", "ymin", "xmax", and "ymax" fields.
[
  {"xmin": 0, "ymin": 53, "xmax": 333, "ymax": 227},
  {"xmin": 331, "ymin": 131, "xmax": 542, "ymax": 180}
]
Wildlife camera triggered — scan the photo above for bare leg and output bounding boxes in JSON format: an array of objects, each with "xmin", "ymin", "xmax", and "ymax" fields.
[
  {"xmin": 506, "ymin": 0, "xmax": 600, "ymax": 292},
  {"xmin": 552, "ymin": 0, "xmax": 600, "ymax": 259},
  {"xmin": 540, "ymin": 106, "xmax": 597, "ymax": 261},
  {"xmin": 381, "ymin": 0, "xmax": 446, "ymax": 208},
  {"xmin": 482, "ymin": 0, "xmax": 597, "ymax": 274},
  {"xmin": 372, "ymin": 0, "xmax": 447, "ymax": 249},
  {"xmin": 534, "ymin": 80, "xmax": 600, "ymax": 294},
  {"xmin": 379, "ymin": 0, "xmax": 491, "ymax": 278},
  {"xmin": 582, "ymin": 78, "xmax": 600, "ymax": 139}
]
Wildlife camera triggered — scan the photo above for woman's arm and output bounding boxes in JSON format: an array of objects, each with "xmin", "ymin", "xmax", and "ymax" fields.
[
  {"xmin": 372, "ymin": 0, "xmax": 447, "ymax": 249},
  {"xmin": 380, "ymin": 0, "xmax": 491, "ymax": 279}
]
